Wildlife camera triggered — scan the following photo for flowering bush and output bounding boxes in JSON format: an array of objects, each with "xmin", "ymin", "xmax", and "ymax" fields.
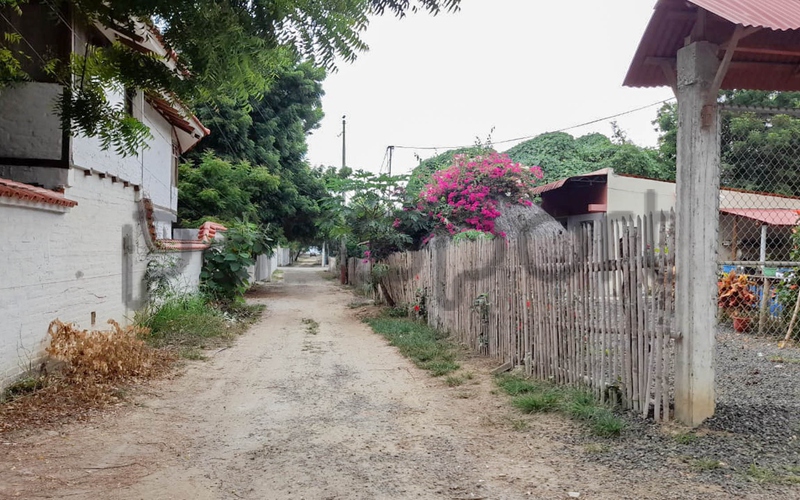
[{"xmin": 417, "ymin": 152, "xmax": 543, "ymax": 237}]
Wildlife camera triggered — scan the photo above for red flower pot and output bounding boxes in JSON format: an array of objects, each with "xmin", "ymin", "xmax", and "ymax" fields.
[{"xmin": 733, "ymin": 316, "xmax": 751, "ymax": 333}]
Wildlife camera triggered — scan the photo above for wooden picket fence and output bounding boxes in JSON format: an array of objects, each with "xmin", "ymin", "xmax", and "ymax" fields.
[{"xmin": 375, "ymin": 212, "xmax": 677, "ymax": 421}]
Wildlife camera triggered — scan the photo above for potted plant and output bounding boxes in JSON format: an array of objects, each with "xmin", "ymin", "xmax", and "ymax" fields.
[{"xmin": 718, "ymin": 271, "xmax": 757, "ymax": 332}]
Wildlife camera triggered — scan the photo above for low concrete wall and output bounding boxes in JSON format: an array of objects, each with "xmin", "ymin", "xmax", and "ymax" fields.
[{"xmin": 0, "ymin": 171, "xmax": 203, "ymax": 389}]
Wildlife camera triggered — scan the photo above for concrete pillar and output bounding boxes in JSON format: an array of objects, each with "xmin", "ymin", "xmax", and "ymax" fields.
[{"xmin": 674, "ymin": 41, "xmax": 720, "ymax": 426}]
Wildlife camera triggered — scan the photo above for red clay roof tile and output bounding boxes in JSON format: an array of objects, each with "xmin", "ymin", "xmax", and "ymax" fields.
[{"xmin": 0, "ymin": 177, "xmax": 77, "ymax": 208}]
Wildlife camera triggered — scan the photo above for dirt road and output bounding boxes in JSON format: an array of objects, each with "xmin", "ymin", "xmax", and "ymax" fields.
[{"xmin": 0, "ymin": 268, "xmax": 754, "ymax": 499}]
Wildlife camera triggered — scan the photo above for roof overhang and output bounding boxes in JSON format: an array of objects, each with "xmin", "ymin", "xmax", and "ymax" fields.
[
  {"xmin": 625, "ymin": 0, "xmax": 800, "ymax": 92},
  {"xmin": 531, "ymin": 169, "xmax": 609, "ymax": 196},
  {"xmin": 145, "ymin": 94, "xmax": 210, "ymax": 153},
  {"xmin": 95, "ymin": 20, "xmax": 209, "ymax": 152},
  {"xmin": 720, "ymin": 208, "xmax": 800, "ymax": 226}
]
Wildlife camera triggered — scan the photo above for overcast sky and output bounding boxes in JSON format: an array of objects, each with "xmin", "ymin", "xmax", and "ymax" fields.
[{"xmin": 305, "ymin": 0, "xmax": 675, "ymax": 176}]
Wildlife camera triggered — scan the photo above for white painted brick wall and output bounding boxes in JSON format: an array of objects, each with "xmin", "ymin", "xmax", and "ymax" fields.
[
  {"xmin": 141, "ymin": 104, "xmax": 176, "ymax": 214},
  {"xmin": 0, "ymin": 171, "xmax": 201, "ymax": 389}
]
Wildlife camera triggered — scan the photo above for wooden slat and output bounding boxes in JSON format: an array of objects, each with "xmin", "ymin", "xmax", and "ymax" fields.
[{"xmin": 375, "ymin": 211, "xmax": 675, "ymax": 420}]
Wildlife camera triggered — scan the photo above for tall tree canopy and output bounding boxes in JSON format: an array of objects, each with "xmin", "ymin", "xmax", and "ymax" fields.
[
  {"xmin": 504, "ymin": 132, "xmax": 673, "ymax": 183},
  {"xmin": 0, "ymin": 0, "xmax": 460, "ymax": 153},
  {"xmin": 178, "ymin": 61, "xmax": 329, "ymax": 245}
]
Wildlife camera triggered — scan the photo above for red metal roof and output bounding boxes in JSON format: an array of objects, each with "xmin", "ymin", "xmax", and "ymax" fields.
[
  {"xmin": 0, "ymin": 177, "xmax": 77, "ymax": 208},
  {"xmin": 624, "ymin": 0, "xmax": 800, "ymax": 92},
  {"xmin": 531, "ymin": 169, "xmax": 609, "ymax": 196},
  {"xmin": 719, "ymin": 208, "xmax": 799, "ymax": 225},
  {"xmin": 691, "ymin": 0, "xmax": 800, "ymax": 31}
]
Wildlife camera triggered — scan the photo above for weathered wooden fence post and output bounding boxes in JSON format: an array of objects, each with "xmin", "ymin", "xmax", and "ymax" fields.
[{"xmin": 674, "ymin": 41, "xmax": 720, "ymax": 426}]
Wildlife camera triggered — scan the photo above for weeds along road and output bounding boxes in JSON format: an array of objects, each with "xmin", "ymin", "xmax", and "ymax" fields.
[{"xmin": 1, "ymin": 266, "xmax": 740, "ymax": 499}]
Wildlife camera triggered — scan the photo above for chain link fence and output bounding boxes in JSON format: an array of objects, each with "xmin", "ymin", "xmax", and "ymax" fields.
[{"xmin": 718, "ymin": 106, "xmax": 800, "ymax": 338}]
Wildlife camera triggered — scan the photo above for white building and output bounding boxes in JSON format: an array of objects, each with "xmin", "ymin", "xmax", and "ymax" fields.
[
  {"xmin": 0, "ymin": 4, "xmax": 209, "ymax": 387},
  {"xmin": 533, "ymin": 168, "xmax": 800, "ymax": 264}
]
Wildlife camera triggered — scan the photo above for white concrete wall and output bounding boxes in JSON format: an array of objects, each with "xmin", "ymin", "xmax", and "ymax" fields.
[
  {"xmin": 71, "ymin": 89, "xmax": 142, "ymax": 183},
  {"xmin": 71, "ymin": 92, "xmax": 177, "ymax": 235},
  {"xmin": 165, "ymin": 250, "xmax": 205, "ymax": 295},
  {"xmin": 140, "ymin": 104, "xmax": 176, "ymax": 214},
  {"xmin": 0, "ymin": 172, "xmax": 145, "ymax": 387},
  {"xmin": 0, "ymin": 170, "xmax": 201, "ymax": 389},
  {"xmin": 0, "ymin": 83, "xmax": 63, "ymax": 160},
  {"xmin": 276, "ymin": 247, "xmax": 292, "ymax": 266},
  {"xmin": 606, "ymin": 173, "xmax": 676, "ymax": 219}
]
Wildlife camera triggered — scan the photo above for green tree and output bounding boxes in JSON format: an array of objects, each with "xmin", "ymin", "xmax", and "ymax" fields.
[
  {"xmin": 180, "ymin": 61, "xmax": 329, "ymax": 245},
  {"xmin": 3, "ymin": 0, "xmax": 460, "ymax": 154},
  {"xmin": 505, "ymin": 131, "xmax": 673, "ymax": 183},
  {"xmin": 319, "ymin": 170, "xmax": 411, "ymax": 260},
  {"xmin": 177, "ymin": 153, "xmax": 280, "ymax": 228},
  {"xmin": 655, "ymin": 91, "xmax": 800, "ymax": 195}
]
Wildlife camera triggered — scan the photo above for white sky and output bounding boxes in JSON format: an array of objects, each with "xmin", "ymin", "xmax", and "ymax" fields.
[{"xmin": 305, "ymin": 0, "xmax": 675, "ymax": 176}]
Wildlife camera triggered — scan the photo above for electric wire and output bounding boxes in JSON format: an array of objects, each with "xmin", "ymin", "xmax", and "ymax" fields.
[{"xmin": 390, "ymin": 97, "xmax": 676, "ymax": 152}]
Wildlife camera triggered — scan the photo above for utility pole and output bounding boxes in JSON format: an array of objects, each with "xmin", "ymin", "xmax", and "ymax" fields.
[
  {"xmin": 341, "ymin": 115, "xmax": 347, "ymax": 169},
  {"xmin": 339, "ymin": 114, "xmax": 348, "ymax": 285},
  {"xmin": 387, "ymin": 145, "xmax": 394, "ymax": 176}
]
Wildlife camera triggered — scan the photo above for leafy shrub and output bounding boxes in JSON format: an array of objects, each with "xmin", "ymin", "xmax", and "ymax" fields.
[
  {"xmin": 201, "ymin": 221, "xmax": 271, "ymax": 302},
  {"xmin": 717, "ymin": 271, "xmax": 757, "ymax": 317}
]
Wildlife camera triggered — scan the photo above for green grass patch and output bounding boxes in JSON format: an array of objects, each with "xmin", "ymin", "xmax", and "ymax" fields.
[
  {"xmin": 512, "ymin": 390, "xmax": 561, "ymax": 413},
  {"xmin": 496, "ymin": 374, "xmax": 625, "ymax": 438},
  {"xmin": 674, "ymin": 432, "xmax": 699, "ymax": 445},
  {"xmin": 445, "ymin": 375, "xmax": 464, "ymax": 387},
  {"xmin": 496, "ymin": 374, "xmax": 542, "ymax": 395},
  {"xmin": 690, "ymin": 458, "xmax": 722, "ymax": 472},
  {"xmin": 137, "ymin": 294, "xmax": 263, "ymax": 358},
  {"xmin": 365, "ymin": 316, "xmax": 459, "ymax": 377},
  {"xmin": 1, "ymin": 376, "xmax": 47, "ymax": 402},
  {"xmin": 746, "ymin": 465, "xmax": 800, "ymax": 485}
]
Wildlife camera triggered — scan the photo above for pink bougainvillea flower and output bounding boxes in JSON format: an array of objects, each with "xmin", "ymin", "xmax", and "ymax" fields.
[{"xmin": 418, "ymin": 152, "xmax": 543, "ymax": 237}]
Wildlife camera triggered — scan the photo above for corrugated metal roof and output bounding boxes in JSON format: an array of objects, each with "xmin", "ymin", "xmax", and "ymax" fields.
[
  {"xmin": 624, "ymin": 0, "xmax": 800, "ymax": 91},
  {"xmin": 720, "ymin": 208, "xmax": 799, "ymax": 225},
  {"xmin": 531, "ymin": 169, "xmax": 609, "ymax": 196},
  {"xmin": 691, "ymin": 0, "xmax": 800, "ymax": 31}
]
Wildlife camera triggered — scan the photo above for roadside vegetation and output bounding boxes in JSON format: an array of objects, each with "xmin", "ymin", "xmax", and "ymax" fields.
[
  {"xmin": 1, "ymin": 230, "xmax": 266, "ymax": 434},
  {"xmin": 365, "ymin": 315, "xmax": 460, "ymax": 377},
  {"xmin": 363, "ymin": 305, "xmax": 625, "ymax": 439},
  {"xmin": 495, "ymin": 373, "xmax": 625, "ymax": 438}
]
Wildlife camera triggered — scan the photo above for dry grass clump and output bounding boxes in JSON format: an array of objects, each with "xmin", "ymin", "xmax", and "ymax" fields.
[
  {"xmin": 0, "ymin": 320, "xmax": 173, "ymax": 435},
  {"xmin": 47, "ymin": 319, "xmax": 165, "ymax": 382}
]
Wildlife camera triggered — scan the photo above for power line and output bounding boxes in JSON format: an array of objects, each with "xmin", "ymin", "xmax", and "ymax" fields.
[{"xmin": 391, "ymin": 97, "xmax": 676, "ymax": 152}]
